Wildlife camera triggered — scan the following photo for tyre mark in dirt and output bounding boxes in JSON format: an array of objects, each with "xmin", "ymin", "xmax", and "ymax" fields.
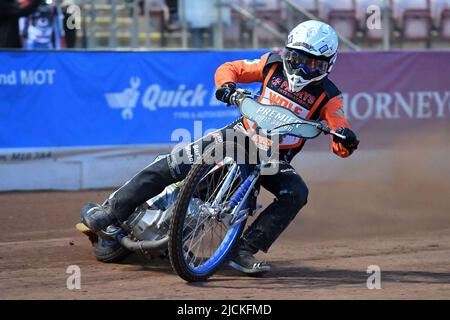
[{"xmin": 0, "ymin": 237, "xmax": 75, "ymax": 247}]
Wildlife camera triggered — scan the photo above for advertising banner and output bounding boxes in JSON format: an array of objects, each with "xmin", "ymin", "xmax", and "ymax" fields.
[
  {"xmin": 0, "ymin": 50, "xmax": 265, "ymax": 149},
  {"xmin": 1, "ymin": 50, "xmax": 449, "ymax": 149},
  {"xmin": 1, "ymin": 50, "xmax": 449, "ymax": 190}
]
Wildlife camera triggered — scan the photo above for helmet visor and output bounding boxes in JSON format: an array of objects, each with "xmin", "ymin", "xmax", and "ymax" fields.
[{"xmin": 283, "ymin": 49, "xmax": 329, "ymax": 79}]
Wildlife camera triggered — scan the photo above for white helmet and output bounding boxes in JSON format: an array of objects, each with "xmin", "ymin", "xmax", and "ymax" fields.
[{"xmin": 283, "ymin": 20, "xmax": 339, "ymax": 92}]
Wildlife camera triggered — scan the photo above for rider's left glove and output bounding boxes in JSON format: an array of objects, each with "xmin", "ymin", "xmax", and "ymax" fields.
[
  {"xmin": 333, "ymin": 127, "xmax": 360, "ymax": 154},
  {"xmin": 215, "ymin": 82, "xmax": 236, "ymax": 106}
]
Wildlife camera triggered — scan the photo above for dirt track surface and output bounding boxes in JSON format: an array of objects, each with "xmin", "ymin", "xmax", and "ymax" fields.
[
  {"xmin": 1, "ymin": 129, "xmax": 450, "ymax": 299},
  {"xmin": 1, "ymin": 172, "xmax": 449, "ymax": 299}
]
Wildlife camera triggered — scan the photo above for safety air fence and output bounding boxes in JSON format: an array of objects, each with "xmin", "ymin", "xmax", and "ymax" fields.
[{"xmin": 0, "ymin": 50, "xmax": 449, "ymax": 190}]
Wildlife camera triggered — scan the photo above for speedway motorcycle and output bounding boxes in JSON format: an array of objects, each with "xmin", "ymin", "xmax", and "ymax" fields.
[{"xmin": 77, "ymin": 89, "xmax": 347, "ymax": 282}]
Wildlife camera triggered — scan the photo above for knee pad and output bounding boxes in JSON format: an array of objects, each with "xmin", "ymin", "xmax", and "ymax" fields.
[{"xmin": 278, "ymin": 186, "xmax": 308, "ymax": 212}]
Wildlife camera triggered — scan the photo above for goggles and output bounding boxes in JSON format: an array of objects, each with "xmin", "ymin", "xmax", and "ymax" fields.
[{"xmin": 283, "ymin": 49, "xmax": 329, "ymax": 77}]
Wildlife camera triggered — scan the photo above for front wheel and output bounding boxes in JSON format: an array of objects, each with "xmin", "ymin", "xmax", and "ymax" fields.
[{"xmin": 168, "ymin": 141, "xmax": 252, "ymax": 282}]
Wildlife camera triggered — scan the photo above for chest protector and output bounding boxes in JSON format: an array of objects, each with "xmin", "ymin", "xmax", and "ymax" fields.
[{"xmin": 242, "ymin": 53, "xmax": 341, "ymax": 160}]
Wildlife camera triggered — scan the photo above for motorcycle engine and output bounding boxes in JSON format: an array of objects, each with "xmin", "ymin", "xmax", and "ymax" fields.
[
  {"xmin": 125, "ymin": 204, "xmax": 173, "ymax": 241},
  {"xmin": 123, "ymin": 182, "xmax": 204, "ymax": 243},
  {"xmin": 124, "ymin": 184, "xmax": 181, "ymax": 241}
]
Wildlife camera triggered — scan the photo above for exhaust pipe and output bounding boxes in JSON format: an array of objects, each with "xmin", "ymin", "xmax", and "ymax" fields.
[{"xmin": 118, "ymin": 235, "xmax": 169, "ymax": 252}]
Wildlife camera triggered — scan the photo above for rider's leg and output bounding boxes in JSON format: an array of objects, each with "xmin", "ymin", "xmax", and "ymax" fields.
[
  {"xmin": 82, "ymin": 121, "xmax": 239, "ymax": 232},
  {"xmin": 229, "ymin": 161, "xmax": 308, "ymax": 273},
  {"xmin": 81, "ymin": 153, "xmax": 190, "ymax": 232}
]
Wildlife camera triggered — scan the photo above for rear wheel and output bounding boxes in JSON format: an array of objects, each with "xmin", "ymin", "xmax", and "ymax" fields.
[{"xmin": 94, "ymin": 238, "xmax": 131, "ymax": 263}]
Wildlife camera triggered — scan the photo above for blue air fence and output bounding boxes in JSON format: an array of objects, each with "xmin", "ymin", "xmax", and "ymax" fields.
[
  {"xmin": 0, "ymin": 50, "xmax": 266, "ymax": 149},
  {"xmin": 2, "ymin": 50, "xmax": 450, "ymax": 149},
  {"xmin": 1, "ymin": 50, "xmax": 449, "ymax": 190}
]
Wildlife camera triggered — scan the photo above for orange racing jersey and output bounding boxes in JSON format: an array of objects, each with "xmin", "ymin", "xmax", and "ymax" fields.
[{"xmin": 214, "ymin": 52, "xmax": 351, "ymax": 160}]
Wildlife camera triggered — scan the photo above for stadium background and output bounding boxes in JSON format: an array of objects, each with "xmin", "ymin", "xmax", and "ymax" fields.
[{"xmin": 0, "ymin": 0, "xmax": 449, "ymax": 299}]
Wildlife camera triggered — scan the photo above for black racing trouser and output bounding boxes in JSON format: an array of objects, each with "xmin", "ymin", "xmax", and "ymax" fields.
[{"xmin": 105, "ymin": 119, "xmax": 309, "ymax": 253}]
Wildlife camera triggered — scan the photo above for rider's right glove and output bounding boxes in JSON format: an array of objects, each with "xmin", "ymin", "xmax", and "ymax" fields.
[
  {"xmin": 215, "ymin": 82, "xmax": 236, "ymax": 106},
  {"xmin": 333, "ymin": 127, "xmax": 360, "ymax": 154}
]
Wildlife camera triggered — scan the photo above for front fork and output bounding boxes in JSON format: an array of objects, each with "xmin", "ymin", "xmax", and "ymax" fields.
[{"xmin": 224, "ymin": 162, "xmax": 263, "ymax": 227}]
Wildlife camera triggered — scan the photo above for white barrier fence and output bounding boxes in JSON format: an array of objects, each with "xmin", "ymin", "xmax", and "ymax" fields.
[{"xmin": 2, "ymin": 145, "xmax": 447, "ymax": 191}]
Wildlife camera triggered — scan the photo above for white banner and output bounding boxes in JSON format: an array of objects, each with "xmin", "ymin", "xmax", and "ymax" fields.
[{"xmin": 0, "ymin": 145, "xmax": 171, "ymax": 191}]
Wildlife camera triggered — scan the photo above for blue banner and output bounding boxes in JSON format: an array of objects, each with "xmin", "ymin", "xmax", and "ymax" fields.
[{"xmin": 0, "ymin": 50, "xmax": 266, "ymax": 148}]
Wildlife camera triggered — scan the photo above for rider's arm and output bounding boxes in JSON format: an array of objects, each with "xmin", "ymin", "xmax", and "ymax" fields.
[
  {"xmin": 214, "ymin": 53, "xmax": 269, "ymax": 87},
  {"xmin": 320, "ymin": 96, "xmax": 351, "ymax": 158}
]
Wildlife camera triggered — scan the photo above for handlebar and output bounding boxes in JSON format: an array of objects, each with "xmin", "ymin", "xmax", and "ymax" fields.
[
  {"xmin": 320, "ymin": 126, "xmax": 347, "ymax": 140},
  {"xmin": 228, "ymin": 89, "xmax": 253, "ymax": 107},
  {"xmin": 268, "ymin": 122, "xmax": 346, "ymax": 140},
  {"xmin": 229, "ymin": 89, "xmax": 347, "ymax": 141}
]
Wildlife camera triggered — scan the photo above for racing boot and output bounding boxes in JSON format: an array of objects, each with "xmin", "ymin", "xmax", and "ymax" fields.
[
  {"xmin": 228, "ymin": 239, "xmax": 271, "ymax": 275},
  {"xmin": 81, "ymin": 203, "xmax": 116, "ymax": 233}
]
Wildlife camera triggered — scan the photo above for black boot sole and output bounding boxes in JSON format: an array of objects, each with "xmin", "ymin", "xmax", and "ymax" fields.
[{"xmin": 228, "ymin": 260, "xmax": 271, "ymax": 276}]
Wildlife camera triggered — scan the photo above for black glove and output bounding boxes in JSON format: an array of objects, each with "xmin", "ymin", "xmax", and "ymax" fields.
[
  {"xmin": 333, "ymin": 127, "xmax": 360, "ymax": 154},
  {"xmin": 215, "ymin": 82, "xmax": 236, "ymax": 106}
]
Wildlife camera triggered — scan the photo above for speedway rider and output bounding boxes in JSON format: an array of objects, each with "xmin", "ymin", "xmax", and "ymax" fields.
[{"xmin": 81, "ymin": 20, "xmax": 360, "ymax": 275}]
